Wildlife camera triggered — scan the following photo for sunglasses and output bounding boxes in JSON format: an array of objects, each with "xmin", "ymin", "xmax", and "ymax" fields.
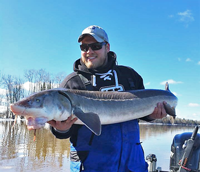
[{"xmin": 80, "ymin": 42, "xmax": 107, "ymax": 52}]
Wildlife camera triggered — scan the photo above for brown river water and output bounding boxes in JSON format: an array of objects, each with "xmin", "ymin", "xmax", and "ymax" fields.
[{"xmin": 0, "ymin": 120, "xmax": 196, "ymax": 171}]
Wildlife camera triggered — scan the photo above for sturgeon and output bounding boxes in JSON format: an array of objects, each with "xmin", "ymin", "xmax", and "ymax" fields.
[{"xmin": 10, "ymin": 83, "xmax": 178, "ymax": 136}]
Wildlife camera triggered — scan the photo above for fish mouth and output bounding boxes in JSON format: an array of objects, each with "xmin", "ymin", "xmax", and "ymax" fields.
[
  {"xmin": 10, "ymin": 104, "xmax": 48, "ymax": 130},
  {"xmin": 26, "ymin": 117, "xmax": 48, "ymax": 130},
  {"xmin": 10, "ymin": 104, "xmax": 26, "ymax": 115}
]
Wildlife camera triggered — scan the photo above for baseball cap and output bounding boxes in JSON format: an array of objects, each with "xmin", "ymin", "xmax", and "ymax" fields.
[{"xmin": 78, "ymin": 25, "xmax": 109, "ymax": 43}]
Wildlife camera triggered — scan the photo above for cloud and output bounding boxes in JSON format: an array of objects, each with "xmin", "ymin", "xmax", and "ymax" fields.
[
  {"xmin": 144, "ymin": 82, "xmax": 150, "ymax": 86},
  {"xmin": 198, "ymin": 61, "xmax": 200, "ymax": 65},
  {"xmin": 172, "ymin": 92, "xmax": 178, "ymax": 96},
  {"xmin": 160, "ymin": 79, "xmax": 183, "ymax": 85},
  {"xmin": 193, "ymin": 113, "xmax": 197, "ymax": 116},
  {"xmin": 177, "ymin": 10, "xmax": 194, "ymax": 27},
  {"xmin": 178, "ymin": 10, "xmax": 194, "ymax": 22},
  {"xmin": 186, "ymin": 58, "xmax": 192, "ymax": 62},
  {"xmin": 191, "ymin": 113, "xmax": 200, "ymax": 120},
  {"xmin": 188, "ymin": 103, "xmax": 200, "ymax": 107},
  {"xmin": 170, "ymin": 10, "xmax": 194, "ymax": 27}
]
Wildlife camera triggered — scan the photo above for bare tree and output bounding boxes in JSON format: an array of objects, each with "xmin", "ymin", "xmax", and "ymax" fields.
[
  {"xmin": 2, "ymin": 75, "xmax": 14, "ymax": 118},
  {"xmin": 24, "ymin": 69, "xmax": 66, "ymax": 92},
  {"xmin": 24, "ymin": 69, "xmax": 35, "ymax": 94},
  {"xmin": 0, "ymin": 69, "xmax": 66, "ymax": 119},
  {"xmin": 34, "ymin": 69, "xmax": 48, "ymax": 91},
  {"xmin": 54, "ymin": 72, "xmax": 66, "ymax": 87},
  {"xmin": 12, "ymin": 77, "xmax": 24, "ymax": 102},
  {"xmin": 0, "ymin": 94, "xmax": 3, "ymax": 104},
  {"xmin": 43, "ymin": 71, "xmax": 51, "ymax": 90},
  {"xmin": 2, "ymin": 75, "xmax": 14, "ymax": 103},
  {"xmin": 1, "ymin": 75, "xmax": 24, "ymax": 118},
  {"xmin": 0, "ymin": 71, "xmax": 3, "ymax": 104}
]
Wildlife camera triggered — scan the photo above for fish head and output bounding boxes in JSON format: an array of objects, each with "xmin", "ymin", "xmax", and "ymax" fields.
[{"xmin": 10, "ymin": 89, "xmax": 72, "ymax": 129}]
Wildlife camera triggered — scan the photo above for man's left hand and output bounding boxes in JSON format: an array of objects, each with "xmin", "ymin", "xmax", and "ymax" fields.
[{"xmin": 148, "ymin": 102, "xmax": 167, "ymax": 120}]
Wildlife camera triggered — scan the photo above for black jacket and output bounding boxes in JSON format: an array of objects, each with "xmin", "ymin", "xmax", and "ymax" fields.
[
  {"xmin": 51, "ymin": 51, "xmax": 151, "ymax": 140},
  {"xmin": 60, "ymin": 51, "xmax": 144, "ymax": 91}
]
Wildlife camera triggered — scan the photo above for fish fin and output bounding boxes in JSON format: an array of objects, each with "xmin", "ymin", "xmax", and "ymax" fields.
[
  {"xmin": 165, "ymin": 82, "xmax": 169, "ymax": 91},
  {"xmin": 72, "ymin": 107, "xmax": 101, "ymax": 136},
  {"xmin": 163, "ymin": 103, "xmax": 176, "ymax": 119}
]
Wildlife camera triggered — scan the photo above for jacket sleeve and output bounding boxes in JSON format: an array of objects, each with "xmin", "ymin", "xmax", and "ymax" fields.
[
  {"xmin": 59, "ymin": 72, "xmax": 86, "ymax": 90},
  {"xmin": 50, "ymin": 126, "xmax": 73, "ymax": 139}
]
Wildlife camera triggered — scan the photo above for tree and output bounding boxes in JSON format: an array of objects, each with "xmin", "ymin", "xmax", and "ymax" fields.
[
  {"xmin": 0, "ymin": 72, "xmax": 3, "ymax": 105},
  {"xmin": 53, "ymin": 72, "xmax": 66, "ymax": 87},
  {"xmin": 13, "ymin": 77, "xmax": 24, "ymax": 102},
  {"xmin": 1, "ymin": 75, "xmax": 24, "ymax": 118},
  {"xmin": 24, "ymin": 69, "xmax": 35, "ymax": 94}
]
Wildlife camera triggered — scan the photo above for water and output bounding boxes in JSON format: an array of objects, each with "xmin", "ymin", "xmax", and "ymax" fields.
[
  {"xmin": 0, "ymin": 120, "xmax": 70, "ymax": 172},
  {"xmin": 0, "ymin": 120, "xmax": 196, "ymax": 172}
]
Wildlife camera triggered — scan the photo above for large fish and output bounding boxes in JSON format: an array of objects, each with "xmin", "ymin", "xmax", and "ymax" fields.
[{"xmin": 10, "ymin": 83, "xmax": 178, "ymax": 136}]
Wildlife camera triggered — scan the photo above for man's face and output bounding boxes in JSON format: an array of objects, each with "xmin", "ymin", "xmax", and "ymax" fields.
[{"xmin": 80, "ymin": 35, "xmax": 110, "ymax": 69}]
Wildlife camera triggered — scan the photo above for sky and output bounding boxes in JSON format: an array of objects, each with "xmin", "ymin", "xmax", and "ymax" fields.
[{"xmin": 0, "ymin": 0, "xmax": 200, "ymax": 120}]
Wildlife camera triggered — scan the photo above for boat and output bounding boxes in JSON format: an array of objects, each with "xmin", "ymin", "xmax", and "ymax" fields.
[{"xmin": 146, "ymin": 125, "xmax": 200, "ymax": 172}]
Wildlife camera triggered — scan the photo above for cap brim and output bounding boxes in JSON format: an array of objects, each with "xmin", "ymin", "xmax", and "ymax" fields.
[
  {"xmin": 78, "ymin": 34, "xmax": 86, "ymax": 42},
  {"xmin": 78, "ymin": 33, "xmax": 104, "ymax": 43}
]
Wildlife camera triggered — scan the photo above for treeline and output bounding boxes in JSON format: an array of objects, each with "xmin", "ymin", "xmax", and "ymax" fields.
[
  {"xmin": 148, "ymin": 116, "xmax": 200, "ymax": 126},
  {"xmin": 0, "ymin": 69, "xmax": 66, "ymax": 119}
]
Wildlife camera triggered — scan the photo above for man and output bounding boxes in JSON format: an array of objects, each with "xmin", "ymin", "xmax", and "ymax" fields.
[{"xmin": 48, "ymin": 25, "xmax": 167, "ymax": 172}]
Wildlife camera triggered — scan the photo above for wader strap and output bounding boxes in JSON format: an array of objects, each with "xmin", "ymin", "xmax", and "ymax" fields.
[
  {"xmin": 78, "ymin": 74, "xmax": 95, "ymax": 145},
  {"xmin": 128, "ymin": 78, "xmax": 135, "ymax": 90},
  {"xmin": 75, "ymin": 74, "xmax": 95, "ymax": 171},
  {"xmin": 78, "ymin": 74, "xmax": 94, "ymax": 91},
  {"xmin": 89, "ymin": 133, "xmax": 95, "ymax": 145}
]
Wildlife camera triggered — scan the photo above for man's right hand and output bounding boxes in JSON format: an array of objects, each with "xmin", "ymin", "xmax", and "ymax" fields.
[{"xmin": 47, "ymin": 115, "xmax": 78, "ymax": 131}]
